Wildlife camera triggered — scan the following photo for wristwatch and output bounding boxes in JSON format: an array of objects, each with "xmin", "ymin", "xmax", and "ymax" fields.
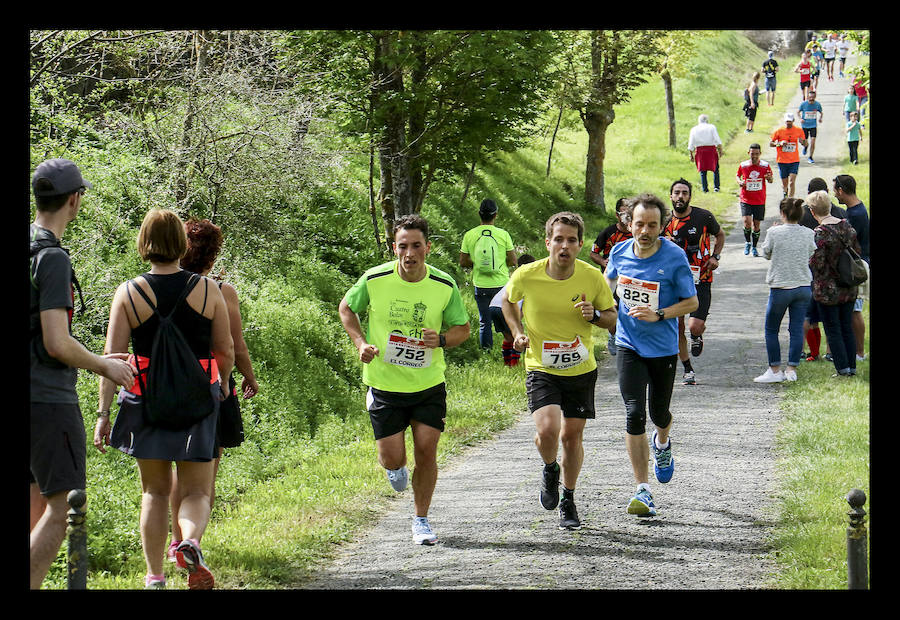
[
  {"xmin": 592, "ymin": 309, "xmax": 602, "ymax": 324},
  {"xmin": 655, "ymin": 308, "xmax": 666, "ymax": 321},
  {"xmin": 712, "ymin": 253, "xmax": 721, "ymax": 261},
  {"xmin": 438, "ymin": 334, "xmax": 446, "ymax": 348}
]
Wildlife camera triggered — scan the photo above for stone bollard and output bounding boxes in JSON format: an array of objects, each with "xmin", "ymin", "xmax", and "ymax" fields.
[
  {"xmin": 66, "ymin": 489, "xmax": 88, "ymax": 590},
  {"xmin": 846, "ymin": 488, "xmax": 868, "ymax": 590}
]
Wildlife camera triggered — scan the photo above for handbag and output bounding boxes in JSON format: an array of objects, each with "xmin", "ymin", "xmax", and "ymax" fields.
[{"xmin": 822, "ymin": 224, "xmax": 868, "ymax": 288}]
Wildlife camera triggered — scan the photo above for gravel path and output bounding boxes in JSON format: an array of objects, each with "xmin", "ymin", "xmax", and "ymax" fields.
[{"xmin": 300, "ymin": 57, "xmax": 853, "ymax": 590}]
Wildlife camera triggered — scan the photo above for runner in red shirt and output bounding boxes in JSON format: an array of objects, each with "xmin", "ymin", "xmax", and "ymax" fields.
[
  {"xmin": 736, "ymin": 143, "xmax": 774, "ymax": 257},
  {"xmin": 794, "ymin": 52, "xmax": 812, "ymax": 99}
]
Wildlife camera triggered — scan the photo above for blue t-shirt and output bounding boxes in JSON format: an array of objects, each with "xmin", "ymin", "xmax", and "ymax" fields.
[
  {"xmin": 798, "ymin": 100, "xmax": 823, "ymax": 128},
  {"xmin": 606, "ymin": 238, "xmax": 697, "ymax": 358}
]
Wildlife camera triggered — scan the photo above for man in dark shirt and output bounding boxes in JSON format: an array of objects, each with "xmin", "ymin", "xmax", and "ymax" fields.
[
  {"xmin": 30, "ymin": 159, "xmax": 134, "ymax": 589},
  {"xmin": 833, "ymin": 174, "xmax": 870, "ymax": 360}
]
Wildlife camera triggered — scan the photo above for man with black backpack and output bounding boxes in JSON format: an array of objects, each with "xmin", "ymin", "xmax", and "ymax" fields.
[
  {"xmin": 459, "ymin": 199, "xmax": 517, "ymax": 355},
  {"xmin": 29, "ymin": 158, "xmax": 135, "ymax": 589}
]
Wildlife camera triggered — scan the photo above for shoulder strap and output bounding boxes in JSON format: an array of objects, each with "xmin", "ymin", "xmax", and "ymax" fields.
[{"xmin": 169, "ymin": 273, "xmax": 202, "ymax": 320}]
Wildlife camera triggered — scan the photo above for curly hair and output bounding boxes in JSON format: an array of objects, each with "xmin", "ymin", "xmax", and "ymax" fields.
[{"xmin": 180, "ymin": 218, "xmax": 223, "ymax": 274}]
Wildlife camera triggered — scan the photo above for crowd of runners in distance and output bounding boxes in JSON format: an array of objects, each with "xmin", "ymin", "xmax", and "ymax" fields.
[{"xmin": 29, "ymin": 32, "xmax": 870, "ymax": 590}]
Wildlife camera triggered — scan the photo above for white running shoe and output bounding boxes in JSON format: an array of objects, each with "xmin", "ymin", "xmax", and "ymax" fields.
[
  {"xmin": 754, "ymin": 368, "xmax": 786, "ymax": 383},
  {"xmin": 412, "ymin": 516, "xmax": 438, "ymax": 545},
  {"xmin": 386, "ymin": 466, "xmax": 409, "ymax": 492},
  {"xmin": 784, "ymin": 368, "xmax": 798, "ymax": 382}
]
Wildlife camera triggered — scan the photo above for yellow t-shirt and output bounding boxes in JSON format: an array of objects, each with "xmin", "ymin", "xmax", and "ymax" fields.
[{"xmin": 506, "ymin": 257, "xmax": 615, "ymax": 376}]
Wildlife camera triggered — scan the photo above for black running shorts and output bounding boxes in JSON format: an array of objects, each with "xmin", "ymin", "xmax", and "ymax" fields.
[
  {"xmin": 526, "ymin": 369, "xmax": 597, "ymax": 419},
  {"xmin": 366, "ymin": 383, "xmax": 447, "ymax": 440},
  {"xmin": 30, "ymin": 402, "xmax": 86, "ymax": 496},
  {"xmin": 690, "ymin": 281, "xmax": 712, "ymax": 321}
]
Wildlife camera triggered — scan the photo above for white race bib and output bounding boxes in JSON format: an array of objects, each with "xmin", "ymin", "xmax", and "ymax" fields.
[
  {"xmin": 804, "ymin": 111, "xmax": 817, "ymax": 120},
  {"xmin": 617, "ymin": 275, "xmax": 661, "ymax": 311},
  {"xmin": 541, "ymin": 336, "xmax": 589, "ymax": 370},
  {"xmin": 746, "ymin": 179, "xmax": 763, "ymax": 191},
  {"xmin": 690, "ymin": 265, "xmax": 701, "ymax": 284},
  {"xmin": 782, "ymin": 143, "xmax": 796, "ymax": 153},
  {"xmin": 385, "ymin": 333, "xmax": 432, "ymax": 368}
]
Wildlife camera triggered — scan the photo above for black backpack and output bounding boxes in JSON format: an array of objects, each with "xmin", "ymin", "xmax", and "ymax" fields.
[
  {"xmin": 823, "ymin": 225, "xmax": 868, "ymax": 288},
  {"xmin": 127, "ymin": 274, "xmax": 216, "ymax": 430},
  {"xmin": 29, "ymin": 234, "xmax": 85, "ymax": 369}
]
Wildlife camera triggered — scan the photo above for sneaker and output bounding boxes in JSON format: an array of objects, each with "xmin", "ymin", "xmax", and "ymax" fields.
[
  {"xmin": 808, "ymin": 158, "xmax": 815, "ymax": 164},
  {"xmin": 167, "ymin": 540, "xmax": 181, "ymax": 564},
  {"xmin": 856, "ymin": 354, "xmax": 867, "ymax": 361},
  {"xmin": 744, "ymin": 242, "xmax": 751, "ymax": 255},
  {"xmin": 412, "ymin": 516, "xmax": 438, "ymax": 545},
  {"xmin": 751, "ymin": 247, "xmax": 759, "ymax": 257},
  {"xmin": 627, "ymin": 488, "xmax": 657, "ymax": 517},
  {"xmin": 682, "ymin": 370, "xmax": 696, "ymax": 385},
  {"xmin": 607, "ymin": 333, "xmax": 618, "ymax": 356},
  {"xmin": 805, "ymin": 354, "xmax": 820, "ymax": 362},
  {"xmin": 386, "ymin": 466, "xmax": 409, "ymax": 492},
  {"xmin": 690, "ymin": 335, "xmax": 703, "ymax": 357},
  {"xmin": 824, "ymin": 353, "xmax": 833, "ymax": 362},
  {"xmin": 784, "ymin": 368, "xmax": 798, "ymax": 382},
  {"xmin": 558, "ymin": 497, "xmax": 582, "ymax": 530},
  {"xmin": 176, "ymin": 539, "xmax": 214, "ymax": 590},
  {"xmin": 802, "ymin": 145, "xmax": 808, "ymax": 156},
  {"xmin": 144, "ymin": 575, "xmax": 166, "ymax": 590},
  {"xmin": 651, "ymin": 431, "xmax": 674, "ymax": 483},
  {"xmin": 540, "ymin": 462, "xmax": 560, "ymax": 510},
  {"xmin": 754, "ymin": 368, "xmax": 785, "ymax": 383}
]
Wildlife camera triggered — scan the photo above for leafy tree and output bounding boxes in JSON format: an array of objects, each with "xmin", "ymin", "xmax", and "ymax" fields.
[{"xmin": 656, "ymin": 31, "xmax": 710, "ymax": 148}]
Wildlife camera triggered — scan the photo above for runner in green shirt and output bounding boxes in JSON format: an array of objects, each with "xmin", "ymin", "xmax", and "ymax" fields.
[{"xmin": 339, "ymin": 214, "xmax": 470, "ymax": 545}]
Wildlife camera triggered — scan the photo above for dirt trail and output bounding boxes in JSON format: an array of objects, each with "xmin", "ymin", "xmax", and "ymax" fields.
[{"xmin": 300, "ymin": 53, "xmax": 855, "ymax": 590}]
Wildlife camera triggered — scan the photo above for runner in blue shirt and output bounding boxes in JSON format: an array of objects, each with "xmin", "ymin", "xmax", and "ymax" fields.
[
  {"xmin": 605, "ymin": 193, "xmax": 698, "ymax": 518},
  {"xmin": 798, "ymin": 90, "xmax": 823, "ymax": 164}
]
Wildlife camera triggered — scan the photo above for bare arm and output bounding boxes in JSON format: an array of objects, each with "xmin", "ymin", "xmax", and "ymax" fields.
[
  {"xmin": 459, "ymin": 252, "xmax": 474, "ymax": 269},
  {"xmin": 221, "ymin": 283, "xmax": 258, "ymax": 397},
  {"xmin": 501, "ymin": 290, "xmax": 528, "ymax": 352},
  {"xmin": 339, "ymin": 296, "xmax": 379, "ymax": 363}
]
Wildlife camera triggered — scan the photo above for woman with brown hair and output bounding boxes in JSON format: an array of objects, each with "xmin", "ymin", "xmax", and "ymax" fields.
[
  {"xmin": 94, "ymin": 208, "xmax": 234, "ymax": 589},
  {"xmin": 167, "ymin": 218, "xmax": 259, "ymax": 565}
]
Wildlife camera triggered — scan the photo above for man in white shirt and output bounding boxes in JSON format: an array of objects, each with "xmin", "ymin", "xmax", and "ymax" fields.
[
  {"xmin": 821, "ymin": 33, "xmax": 838, "ymax": 81},
  {"xmin": 687, "ymin": 114, "xmax": 724, "ymax": 193},
  {"xmin": 837, "ymin": 35, "xmax": 851, "ymax": 78}
]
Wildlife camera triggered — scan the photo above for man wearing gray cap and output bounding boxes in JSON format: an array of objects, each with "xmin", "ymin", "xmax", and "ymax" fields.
[{"xmin": 29, "ymin": 158, "xmax": 135, "ymax": 588}]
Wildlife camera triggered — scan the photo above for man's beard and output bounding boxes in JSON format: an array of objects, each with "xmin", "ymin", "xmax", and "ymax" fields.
[{"xmin": 672, "ymin": 201, "xmax": 689, "ymax": 214}]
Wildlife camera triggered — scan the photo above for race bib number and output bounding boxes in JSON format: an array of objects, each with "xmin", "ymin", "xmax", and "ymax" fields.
[
  {"xmin": 804, "ymin": 111, "xmax": 817, "ymax": 120},
  {"xmin": 385, "ymin": 333, "xmax": 432, "ymax": 369},
  {"xmin": 746, "ymin": 179, "xmax": 763, "ymax": 191},
  {"xmin": 541, "ymin": 336, "xmax": 589, "ymax": 370},
  {"xmin": 617, "ymin": 275, "xmax": 660, "ymax": 311},
  {"xmin": 690, "ymin": 265, "xmax": 701, "ymax": 284},
  {"xmin": 782, "ymin": 143, "xmax": 796, "ymax": 153}
]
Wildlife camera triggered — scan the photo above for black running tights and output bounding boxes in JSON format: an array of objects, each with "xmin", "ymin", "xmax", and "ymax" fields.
[{"xmin": 616, "ymin": 347, "xmax": 677, "ymax": 436}]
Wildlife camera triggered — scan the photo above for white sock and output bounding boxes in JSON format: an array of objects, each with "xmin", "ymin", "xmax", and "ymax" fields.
[
  {"xmin": 654, "ymin": 436, "xmax": 670, "ymax": 450},
  {"xmin": 637, "ymin": 482, "xmax": 651, "ymax": 494}
]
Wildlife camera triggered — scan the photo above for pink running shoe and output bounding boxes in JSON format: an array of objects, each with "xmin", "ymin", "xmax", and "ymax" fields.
[
  {"xmin": 167, "ymin": 540, "xmax": 182, "ymax": 564},
  {"xmin": 175, "ymin": 539, "xmax": 214, "ymax": 590}
]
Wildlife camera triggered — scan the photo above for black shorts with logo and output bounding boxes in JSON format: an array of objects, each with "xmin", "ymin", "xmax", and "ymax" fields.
[
  {"xmin": 366, "ymin": 382, "xmax": 447, "ymax": 440},
  {"xmin": 30, "ymin": 402, "xmax": 86, "ymax": 496},
  {"xmin": 526, "ymin": 368, "xmax": 597, "ymax": 419},
  {"xmin": 690, "ymin": 281, "xmax": 713, "ymax": 321}
]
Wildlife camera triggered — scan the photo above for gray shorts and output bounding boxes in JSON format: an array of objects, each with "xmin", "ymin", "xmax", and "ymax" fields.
[{"xmin": 30, "ymin": 402, "xmax": 86, "ymax": 496}]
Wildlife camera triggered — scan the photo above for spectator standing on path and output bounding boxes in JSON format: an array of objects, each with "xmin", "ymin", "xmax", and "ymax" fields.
[
  {"xmin": 753, "ymin": 198, "xmax": 817, "ymax": 384},
  {"xmin": 662, "ymin": 178, "xmax": 725, "ymax": 386},
  {"xmin": 853, "ymin": 79, "xmax": 868, "ymax": 124},
  {"xmin": 502, "ymin": 212, "xmax": 616, "ymax": 531},
  {"xmin": 743, "ymin": 72, "xmax": 761, "ymax": 133},
  {"xmin": 339, "ymin": 214, "xmax": 470, "ymax": 546},
  {"xmin": 166, "ymin": 218, "xmax": 260, "ymax": 564},
  {"xmin": 736, "ymin": 143, "xmax": 775, "ymax": 257},
  {"xmin": 487, "ymin": 253, "xmax": 536, "ymax": 367},
  {"xmin": 589, "ymin": 197, "xmax": 633, "ymax": 356},
  {"xmin": 605, "ymin": 194, "xmax": 698, "ymax": 517},
  {"xmin": 845, "ymin": 111, "xmax": 863, "ymax": 165},
  {"xmin": 93, "ymin": 208, "xmax": 235, "ymax": 590},
  {"xmin": 459, "ymin": 199, "xmax": 516, "ymax": 354},
  {"xmin": 794, "ymin": 51, "xmax": 813, "ymax": 100},
  {"xmin": 798, "ymin": 90, "xmax": 824, "ymax": 164},
  {"xmin": 762, "ymin": 51, "xmax": 779, "ymax": 107},
  {"xmin": 770, "ymin": 112, "xmax": 808, "ymax": 198},
  {"xmin": 808, "ymin": 190, "xmax": 861, "ymax": 377},
  {"xmin": 799, "ymin": 178, "xmax": 847, "ymax": 363},
  {"xmin": 833, "ymin": 174, "xmax": 870, "ymax": 361},
  {"xmin": 687, "ymin": 114, "xmax": 724, "ymax": 193},
  {"xmin": 29, "ymin": 159, "xmax": 135, "ymax": 589}
]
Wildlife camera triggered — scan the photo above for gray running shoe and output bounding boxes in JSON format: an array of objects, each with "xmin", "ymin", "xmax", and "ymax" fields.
[
  {"xmin": 682, "ymin": 370, "xmax": 696, "ymax": 385},
  {"xmin": 412, "ymin": 516, "xmax": 438, "ymax": 545},
  {"xmin": 386, "ymin": 466, "xmax": 409, "ymax": 492},
  {"xmin": 540, "ymin": 462, "xmax": 560, "ymax": 510},
  {"xmin": 558, "ymin": 497, "xmax": 582, "ymax": 530}
]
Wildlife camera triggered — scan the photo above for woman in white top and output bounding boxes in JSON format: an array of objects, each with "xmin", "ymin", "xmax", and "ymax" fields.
[{"xmin": 754, "ymin": 198, "xmax": 817, "ymax": 383}]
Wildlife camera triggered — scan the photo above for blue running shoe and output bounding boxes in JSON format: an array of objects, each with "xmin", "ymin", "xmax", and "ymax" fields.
[
  {"xmin": 652, "ymin": 430, "xmax": 674, "ymax": 483},
  {"xmin": 627, "ymin": 488, "xmax": 657, "ymax": 517},
  {"xmin": 744, "ymin": 242, "xmax": 751, "ymax": 255}
]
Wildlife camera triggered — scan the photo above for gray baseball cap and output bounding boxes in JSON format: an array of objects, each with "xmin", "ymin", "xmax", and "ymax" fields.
[{"xmin": 32, "ymin": 158, "xmax": 92, "ymax": 196}]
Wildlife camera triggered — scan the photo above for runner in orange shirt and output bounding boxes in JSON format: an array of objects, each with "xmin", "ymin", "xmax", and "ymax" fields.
[{"xmin": 769, "ymin": 112, "xmax": 808, "ymax": 198}]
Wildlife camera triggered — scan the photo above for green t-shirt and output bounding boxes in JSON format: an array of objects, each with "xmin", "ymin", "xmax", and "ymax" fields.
[
  {"xmin": 460, "ymin": 224, "xmax": 514, "ymax": 288},
  {"xmin": 344, "ymin": 260, "xmax": 469, "ymax": 393}
]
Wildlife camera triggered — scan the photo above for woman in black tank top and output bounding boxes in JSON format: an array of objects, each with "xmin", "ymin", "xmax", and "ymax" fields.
[{"xmin": 93, "ymin": 208, "xmax": 234, "ymax": 590}]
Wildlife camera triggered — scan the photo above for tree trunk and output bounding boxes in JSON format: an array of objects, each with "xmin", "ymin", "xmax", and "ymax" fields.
[
  {"xmin": 547, "ymin": 102, "xmax": 563, "ymax": 177},
  {"xmin": 583, "ymin": 106, "xmax": 614, "ymax": 215},
  {"xmin": 662, "ymin": 69, "xmax": 676, "ymax": 148},
  {"xmin": 460, "ymin": 159, "xmax": 477, "ymax": 208}
]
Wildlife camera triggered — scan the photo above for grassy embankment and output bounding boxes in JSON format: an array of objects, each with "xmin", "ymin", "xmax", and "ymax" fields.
[{"xmin": 43, "ymin": 31, "xmax": 867, "ymax": 590}]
